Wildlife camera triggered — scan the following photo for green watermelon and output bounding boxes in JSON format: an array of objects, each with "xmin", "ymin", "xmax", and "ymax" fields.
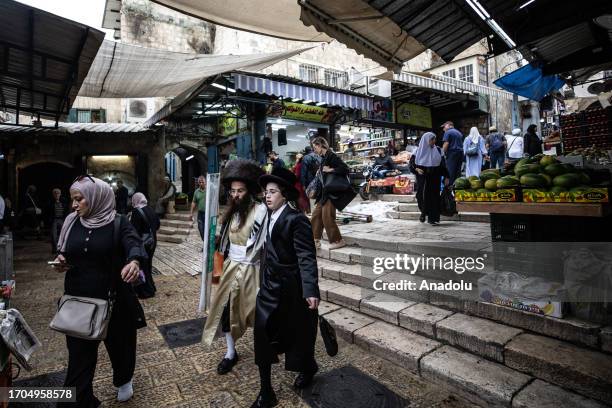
[
  {"xmin": 577, "ymin": 172, "xmax": 591, "ymax": 185},
  {"xmin": 540, "ymin": 155, "xmax": 557, "ymax": 167},
  {"xmin": 480, "ymin": 172, "xmax": 500, "ymax": 182},
  {"xmin": 468, "ymin": 176, "xmax": 480, "ymax": 181},
  {"xmin": 454, "ymin": 177, "xmax": 470, "ymax": 190},
  {"xmin": 543, "ymin": 163, "xmax": 567, "ymax": 177},
  {"xmin": 515, "ymin": 164, "xmax": 540, "ymax": 177},
  {"xmin": 561, "ymin": 163, "xmax": 577, "ymax": 173},
  {"xmin": 540, "ymin": 173, "xmax": 552, "ymax": 186},
  {"xmin": 484, "ymin": 179, "xmax": 498, "ymax": 191},
  {"xmin": 520, "ymin": 173, "xmax": 548, "ymax": 188},
  {"xmin": 552, "ymin": 173, "xmax": 581, "ymax": 188},
  {"xmin": 470, "ymin": 179, "xmax": 483, "ymax": 190},
  {"xmin": 497, "ymin": 176, "xmax": 520, "ymax": 188}
]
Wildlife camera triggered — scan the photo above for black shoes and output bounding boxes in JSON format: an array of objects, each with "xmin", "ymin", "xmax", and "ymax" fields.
[
  {"xmin": 250, "ymin": 391, "xmax": 278, "ymax": 408},
  {"xmin": 419, "ymin": 213, "xmax": 426, "ymax": 223},
  {"xmin": 217, "ymin": 353, "xmax": 239, "ymax": 375},
  {"xmin": 293, "ymin": 370, "xmax": 317, "ymax": 389},
  {"xmin": 428, "ymin": 221, "xmax": 440, "ymax": 226}
]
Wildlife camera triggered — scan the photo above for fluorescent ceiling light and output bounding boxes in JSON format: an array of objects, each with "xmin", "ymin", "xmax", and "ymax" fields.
[
  {"xmin": 196, "ymin": 110, "xmax": 203, "ymax": 115},
  {"xmin": 292, "ymin": 98, "xmax": 302, "ymax": 103},
  {"xmin": 465, "ymin": 0, "xmax": 516, "ymax": 48},
  {"xmin": 518, "ymin": 0, "xmax": 536, "ymax": 9},
  {"xmin": 303, "ymin": 100, "xmax": 313, "ymax": 104},
  {"xmin": 203, "ymin": 110, "xmax": 226, "ymax": 115},
  {"xmin": 212, "ymin": 83, "xmax": 236, "ymax": 93},
  {"xmin": 186, "ymin": 155, "xmax": 194, "ymax": 161},
  {"xmin": 316, "ymin": 102, "xmax": 326, "ymax": 106}
]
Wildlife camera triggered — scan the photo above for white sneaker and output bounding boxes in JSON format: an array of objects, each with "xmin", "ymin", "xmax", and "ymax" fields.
[
  {"xmin": 328, "ymin": 240, "xmax": 346, "ymax": 250},
  {"xmin": 315, "ymin": 240, "xmax": 321, "ymax": 249},
  {"xmin": 117, "ymin": 379, "xmax": 134, "ymax": 402}
]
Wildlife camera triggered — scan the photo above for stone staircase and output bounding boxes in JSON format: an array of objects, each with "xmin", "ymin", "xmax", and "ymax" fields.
[
  {"xmin": 316, "ymin": 233, "xmax": 612, "ymax": 407},
  {"xmin": 157, "ymin": 212, "xmax": 193, "ymax": 244},
  {"xmin": 380, "ymin": 194, "xmax": 490, "ymax": 223}
]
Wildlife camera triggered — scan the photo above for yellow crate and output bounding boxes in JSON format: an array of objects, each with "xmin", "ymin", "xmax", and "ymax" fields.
[
  {"xmin": 569, "ymin": 188, "xmax": 609, "ymax": 203},
  {"xmin": 490, "ymin": 188, "xmax": 519, "ymax": 202}
]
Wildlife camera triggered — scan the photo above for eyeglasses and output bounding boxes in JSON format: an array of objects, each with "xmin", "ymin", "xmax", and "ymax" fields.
[
  {"xmin": 73, "ymin": 175, "xmax": 95, "ymax": 184},
  {"xmin": 263, "ymin": 189, "xmax": 280, "ymax": 196}
]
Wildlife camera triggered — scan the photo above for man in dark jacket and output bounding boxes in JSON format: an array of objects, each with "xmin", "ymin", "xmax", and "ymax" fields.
[
  {"xmin": 300, "ymin": 146, "xmax": 321, "ymax": 190},
  {"xmin": 252, "ymin": 167, "xmax": 320, "ymax": 408},
  {"xmin": 372, "ymin": 148, "xmax": 396, "ymax": 178},
  {"xmin": 115, "ymin": 179, "xmax": 129, "ymax": 214},
  {"xmin": 524, "ymin": 124, "xmax": 543, "ymax": 157},
  {"xmin": 268, "ymin": 151, "xmax": 286, "ymax": 171}
]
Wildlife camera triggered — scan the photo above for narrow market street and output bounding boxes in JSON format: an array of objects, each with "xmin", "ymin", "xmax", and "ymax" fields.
[{"xmin": 10, "ymin": 215, "xmax": 475, "ymax": 408}]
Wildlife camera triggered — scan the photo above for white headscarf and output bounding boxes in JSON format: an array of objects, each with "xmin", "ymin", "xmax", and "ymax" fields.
[
  {"xmin": 131, "ymin": 192, "xmax": 148, "ymax": 209},
  {"xmin": 468, "ymin": 127, "xmax": 481, "ymax": 144},
  {"xmin": 414, "ymin": 132, "xmax": 442, "ymax": 167}
]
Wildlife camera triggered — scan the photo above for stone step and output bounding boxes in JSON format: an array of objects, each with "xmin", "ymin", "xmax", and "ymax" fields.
[
  {"xmin": 158, "ymin": 227, "xmax": 190, "ymax": 236},
  {"xmin": 160, "ymin": 219, "xmax": 193, "ymax": 229},
  {"xmin": 380, "ymin": 194, "xmax": 416, "ymax": 203},
  {"xmin": 387, "ymin": 210, "xmax": 490, "ymax": 222},
  {"xmin": 318, "ymin": 259, "xmax": 603, "ymax": 352},
  {"xmin": 165, "ymin": 212, "xmax": 192, "ymax": 221},
  {"xmin": 322, "ymin": 304, "xmax": 532, "ymax": 408},
  {"xmin": 505, "ymin": 333, "xmax": 612, "ymax": 404},
  {"xmin": 396, "ymin": 203, "xmax": 419, "ymax": 211},
  {"xmin": 512, "ymin": 379, "xmax": 610, "ymax": 408},
  {"xmin": 157, "ymin": 233, "xmax": 184, "ymax": 244}
]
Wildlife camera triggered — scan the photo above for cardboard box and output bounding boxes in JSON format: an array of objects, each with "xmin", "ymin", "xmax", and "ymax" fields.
[
  {"xmin": 569, "ymin": 187, "xmax": 609, "ymax": 203},
  {"xmin": 523, "ymin": 189, "xmax": 570, "ymax": 203},
  {"xmin": 490, "ymin": 188, "xmax": 519, "ymax": 202}
]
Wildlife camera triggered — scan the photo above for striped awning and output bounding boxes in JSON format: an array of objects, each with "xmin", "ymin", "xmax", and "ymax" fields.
[{"xmin": 233, "ymin": 73, "xmax": 373, "ymax": 110}]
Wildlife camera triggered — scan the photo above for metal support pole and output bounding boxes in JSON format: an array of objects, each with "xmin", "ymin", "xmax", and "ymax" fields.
[{"xmin": 511, "ymin": 93, "xmax": 519, "ymax": 129}]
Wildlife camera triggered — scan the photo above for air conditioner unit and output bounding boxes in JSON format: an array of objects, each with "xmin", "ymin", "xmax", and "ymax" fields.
[{"xmin": 127, "ymin": 98, "xmax": 155, "ymax": 123}]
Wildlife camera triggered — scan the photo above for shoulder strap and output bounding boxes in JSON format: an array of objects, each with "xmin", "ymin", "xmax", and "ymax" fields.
[{"xmin": 109, "ymin": 215, "xmax": 122, "ymax": 298}]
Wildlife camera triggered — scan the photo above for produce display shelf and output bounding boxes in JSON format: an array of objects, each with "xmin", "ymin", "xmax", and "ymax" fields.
[{"xmin": 457, "ymin": 202, "xmax": 611, "ymax": 217}]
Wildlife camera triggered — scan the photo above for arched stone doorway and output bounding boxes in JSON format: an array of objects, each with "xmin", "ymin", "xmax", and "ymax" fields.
[
  {"xmin": 17, "ymin": 161, "xmax": 77, "ymax": 211},
  {"xmin": 164, "ymin": 146, "xmax": 207, "ymax": 197}
]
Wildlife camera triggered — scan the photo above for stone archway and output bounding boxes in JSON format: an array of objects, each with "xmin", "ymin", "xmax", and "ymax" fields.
[
  {"xmin": 16, "ymin": 161, "xmax": 77, "ymax": 209},
  {"xmin": 164, "ymin": 144, "xmax": 207, "ymax": 197}
]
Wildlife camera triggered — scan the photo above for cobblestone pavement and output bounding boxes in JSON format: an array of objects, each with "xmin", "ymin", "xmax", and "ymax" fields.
[{"xmin": 11, "ymin": 219, "xmax": 477, "ymax": 407}]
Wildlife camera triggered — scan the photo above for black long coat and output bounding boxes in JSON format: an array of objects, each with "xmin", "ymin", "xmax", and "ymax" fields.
[
  {"xmin": 254, "ymin": 205, "xmax": 320, "ymax": 372},
  {"xmin": 316, "ymin": 150, "xmax": 356, "ymax": 212}
]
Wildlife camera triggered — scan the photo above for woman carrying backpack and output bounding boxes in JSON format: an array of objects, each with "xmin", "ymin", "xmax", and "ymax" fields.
[
  {"xmin": 129, "ymin": 193, "xmax": 160, "ymax": 299},
  {"xmin": 463, "ymin": 127, "xmax": 488, "ymax": 178}
]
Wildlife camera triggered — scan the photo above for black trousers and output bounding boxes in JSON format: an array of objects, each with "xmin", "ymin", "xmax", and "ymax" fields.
[
  {"xmin": 59, "ymin": 305, "xmax": 137, "ymax": 408},
  {"xmin": 416, "ymin": 172, "xmax": 441, "ymax": 223}
]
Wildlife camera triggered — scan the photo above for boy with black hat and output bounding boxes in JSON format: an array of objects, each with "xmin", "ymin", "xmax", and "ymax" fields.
[
  {"xmin": 202, "ymin": 159, "xmax": 267, "ymax": 375},
  {"xmin": 251, "ymin": 167, "xmax": 320, "ymax": 408}
]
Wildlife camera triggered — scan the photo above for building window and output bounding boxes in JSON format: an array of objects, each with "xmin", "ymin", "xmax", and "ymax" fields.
[
  {"xmin": 441, "ymin": 69, "xmax": 456, "ymax": 78},
  {"xmin": 299, "ymin": 64, "xmax": 319, "ymax": 83},
  {"xmin": 324, "ymin": 68, "xmax": 349, "ymax": 89},
  {"xmin": 69, "ymin": 108, "xmax": 106, "ymax": 123},
  {"xmin": 458, "ymin": 64, "xmax": 474, "ymax": 83},
  {"xmin": 479, "ymin": 62, "xmax": 488, "ymax": 86}
]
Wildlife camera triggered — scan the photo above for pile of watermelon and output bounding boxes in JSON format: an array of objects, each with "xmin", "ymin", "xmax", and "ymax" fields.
[{"xmin": 454, "ymin": 154, "xmax": 595, "ymax": 194}]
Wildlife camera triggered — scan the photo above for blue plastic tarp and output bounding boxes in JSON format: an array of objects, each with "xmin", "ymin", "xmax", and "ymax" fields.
[{"xmin": 494, "ymin": 63, "xmax": 565, "ymax": 101}]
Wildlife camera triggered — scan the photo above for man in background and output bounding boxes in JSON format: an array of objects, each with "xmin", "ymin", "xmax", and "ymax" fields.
[
  {"xmin": 190, "ymin": 176, "xmax": 207, "ymax": 240},
  {"xmin": 485, "ymin": 126, "xmax": 507, "ymax": 170},
  {"xmin": 441, "ymin": 121, "xmax": 464, "ymax": 185},
  {"xmin": 115, "ymin": 179, "xmax": 129, "ymax": 214},
  {"xmin": 268, "ymin": 151, "xmax": 286, "ymax": 170},
  {"xmin": 48, "ymin": 188, "xmax": 69, "ymax": 253}
]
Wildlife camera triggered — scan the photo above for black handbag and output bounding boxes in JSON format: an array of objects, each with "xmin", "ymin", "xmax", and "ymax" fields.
[
  {"xmin": 323, "ymin": 172, "xmax": 351, "ymax": 193},
  {"xmin": 440, "ymin": 186, "xmax": 457, "ymax": 217},
  {"xmin": 319, "ymin": 315, "xmax": 338, "ymax": 357}
]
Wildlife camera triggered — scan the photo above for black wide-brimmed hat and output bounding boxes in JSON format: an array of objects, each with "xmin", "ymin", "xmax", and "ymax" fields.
[
  {"xmin": 221, "ymin": 158, "xmax": 265, "ymax": 195},
  {"xmin": 259, "ymin": 167, "xmax": 299, "ymax": 201}
]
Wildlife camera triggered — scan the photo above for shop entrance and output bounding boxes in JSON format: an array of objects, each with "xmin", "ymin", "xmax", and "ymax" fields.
[
  {"xmin": 17, "ymin": 162, "xmax": 77, "ymax": 211},
  {"xmin": 165, "ymin": 147, "xmax": 205, "ymax": 198}
]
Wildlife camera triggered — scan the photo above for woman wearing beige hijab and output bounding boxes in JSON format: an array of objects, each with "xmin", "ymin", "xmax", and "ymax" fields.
[{"xmin": 54, "ymin": 176, "xmax": 147, "ymax": 407}]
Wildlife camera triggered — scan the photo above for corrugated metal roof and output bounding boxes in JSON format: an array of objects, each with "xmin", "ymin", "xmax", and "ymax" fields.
[
  {"xmin": 0, "ymin": 0, "xmax": 105, "ymax": 121},
  {"xmin": 0, "ymin": 122, "xmax": 151, "ymax": 133}
]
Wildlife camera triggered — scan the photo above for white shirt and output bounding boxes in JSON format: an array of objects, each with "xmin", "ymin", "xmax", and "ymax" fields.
[
  {"xmin": 506, "ymin": 135, "xmax": 524, "ymax": 159},
  {"xmin": 0, "ymin": 195, "xmax": 4, "ymax": 220},
  {"xmin": 268, "ymin": 203, "xmax": 287, "ymax": 237}
]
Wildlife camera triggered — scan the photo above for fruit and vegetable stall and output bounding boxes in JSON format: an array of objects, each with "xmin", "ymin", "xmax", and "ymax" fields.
[{"xmin": 454, "ymin": 153, "xmax": 611, "ymax": 242}]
